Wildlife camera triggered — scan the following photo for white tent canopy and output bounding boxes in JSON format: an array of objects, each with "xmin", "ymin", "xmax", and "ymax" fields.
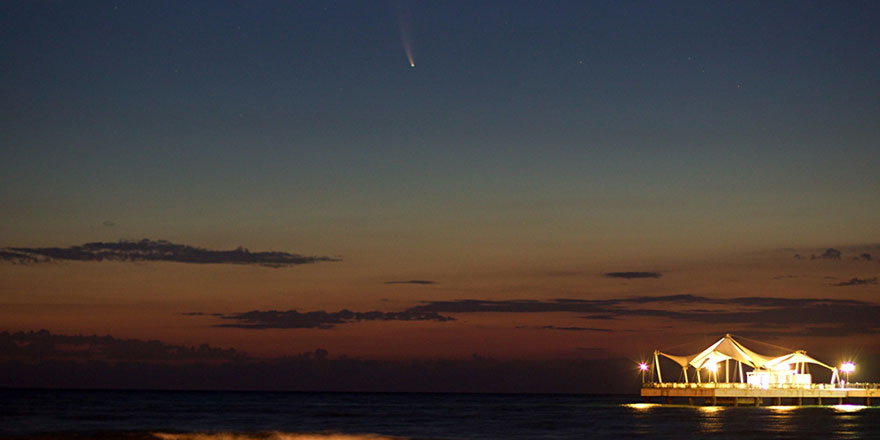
[
  {"xmin": 656, "ymin": 351, "xmax": 693, "ymax": 369},
  {"xmin": 763, "ymin": 350, "xmax": 835, "ymax": 371},
  {"xmin": 688, "ymin": 334, "xmax": 775, "ymax": 369},
  {"xmin": 652, "ymin": 334, "xmax": 839, "ymax": 385},
  {"xmin": 691, "ymin": 351, "xmax": 733, "ymax": 370}
]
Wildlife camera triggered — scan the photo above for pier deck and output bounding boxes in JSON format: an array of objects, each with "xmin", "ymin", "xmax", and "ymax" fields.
[{"xmin": 641, "ymin": 382, "xmax": 879, "ymax": 406}]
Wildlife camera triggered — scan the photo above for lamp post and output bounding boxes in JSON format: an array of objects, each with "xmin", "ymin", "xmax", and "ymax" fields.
[
  {"xmin": 639, "ymin": 362, "xmax": 649, "ymax": 383},
  {"xmin": 841, "ymin": 362, "xmax": 855, "ymax": 386}
]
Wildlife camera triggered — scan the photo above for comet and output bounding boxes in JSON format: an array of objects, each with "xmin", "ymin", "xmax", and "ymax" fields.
[{"xmin": 396, "ymin": 1, "xmax": 415, "ymax": 68}]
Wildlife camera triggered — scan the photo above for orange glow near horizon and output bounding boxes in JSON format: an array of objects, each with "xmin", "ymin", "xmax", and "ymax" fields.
[{"xmin": 1, "ymin": 247, "xmax": 879, "ymax": 362}]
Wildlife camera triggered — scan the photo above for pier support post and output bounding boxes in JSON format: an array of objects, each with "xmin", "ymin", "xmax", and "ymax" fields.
[
  {"xmin": 711, "ymin": 396, "xmax": 717, "ymax": 406},
  {"xmin": 733, "ymin": 398, "xmax": 738, "ymax": 407},
  {"xmin": 773, "ymin": 397, "xmax": 781, "ymax": 406},
  {"xmin": 796, "ymin": 397, "xmax": 802, "ymax": 406},
  {"xmin": 838, "ymin": 397, "xmax": 843, "ymax": 405},
  {"xmin": 666, "ymin": 397, "xmax": 671, "ymax": 404},
  {"xmin": 755, "ymin": 397, "xmax": 761, "ymax": 407},
  {"xmin": 867, "ymin": 397, "xmax": 871, "ymax": 406},
  {"xmin": 645, "ymin": 396, "xmax": 651, "ymax": 403},
  {"xmin": 688, "ymin": 397, "xmax": 694, "ymax": 406},
  {"xmin": 817, "ymin": 397, "xmax": 823, "ymax": 406}
]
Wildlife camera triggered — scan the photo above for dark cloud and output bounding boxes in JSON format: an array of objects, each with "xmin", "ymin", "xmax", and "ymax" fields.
[
  {"xmin": 720, "ymin": 296, "xmax": 865, "ymax": 307},
  {"xmin": 192, "ymin": 294, "xmax": 880, "ymax": 337},
  {"xmin": 407, "ymin": 298, "xmax": 618, "ymax": 314},
  {"xmin": 406, "ymin": 295, "xmax": 703, "ymax": 315},
  {"xmin": 409, "ymin": 295, "xmax": 880, "ymax": 338},
  {"xmin": 1, "ymin": 239, "xmax": 338, "ymax": 267},
  {"xmin": 582, "ymin": 314, "xmax": 615, "ymax": 320},
  {"xmin": 384, "ymin": 280, "xmax": 436, "ymax": 285},
  {"xmin": 793, "ymin": 245, "xmax": 880, "ymax": 262},
  {"xmin": 619, "ymin": 300, "xmax": 879, "ymax": 330},
  {"xmin": 0, "ymin": 250, "xmax": 49, "ymax": 264},
  {"xmin": 833, "ymin": 277, "xmax": 878, "ymax": 287},
  {"xmin": 813, "ymin": 248, "xmax": 842, "ymax": 260},
  {"xmin": 604, "ymin": 271, "xmax": 662, "ymax": 279},
  {"xmin": 625, "ymin": 294, "xmax": 707, "ymax": 304},
  {"xmin": 0, "ymin": 330, "xmax": 246, "ymax": 362},
  {"xmin": 215, "ymin": 309, "xmax": 454, "ymax": 329},
  {"xmin": 839, "ymin": 244, "xmax": 880, "ymax": 255}
]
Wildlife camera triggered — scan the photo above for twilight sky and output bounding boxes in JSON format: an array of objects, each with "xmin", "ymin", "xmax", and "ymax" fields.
[{"xmin": 1, "ymin": 1, "xmax": 879, "ymax": 392}]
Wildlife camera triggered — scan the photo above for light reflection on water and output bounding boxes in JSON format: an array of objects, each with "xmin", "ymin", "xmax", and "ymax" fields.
[
  {"xmin": 696, "ymin": 406, "xmax": 723, "ymax": 434},
  {"xmin": 765, "ymin": 406, "xmax": 800, "ymax": 434},
  {"xmin": 623, "ymin": 402, "xmax": 878, "ymax": 438},
  {"xmin": 3, "ymin": 390, "xmax": 879, "ymax": 440},
  {"xmin": 625, "ymin": 402, "xmax": 661, "ymax": 435},
  {"xmin": 830, "ymin": 406, "xmax": 866, "ymax": 439},
  {"xmin": 833, "ymin": 404, "xmax": 867, "ymax": 413}
]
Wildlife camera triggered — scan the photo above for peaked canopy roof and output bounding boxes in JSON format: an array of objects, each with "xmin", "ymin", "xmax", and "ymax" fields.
[
  {"xmin": 688, "ymin": 334, "xmax": 775, "ymax": 369},
  {"xmin": 764, "ymin": 351, "xmax": 835, "ymax": 371},
  {"xmin": 657, "ymin": 334, "xmax": 835, "ymax": 372}
]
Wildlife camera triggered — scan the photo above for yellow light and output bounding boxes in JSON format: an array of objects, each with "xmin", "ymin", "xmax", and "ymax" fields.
[
  {"xmin": 706, "ymin": 363, "xmax": 718, "ymax": 373},
  {"xmin": 841, "ymin": 362, "xmax": 855, "ymax": 373},
  {"xmin": 638, "ymin": 362, "xmax": 649, "ymax": 371},
  {"xmin": 833, "ymin": 404, "xmax": 866, "ymax": 413}
]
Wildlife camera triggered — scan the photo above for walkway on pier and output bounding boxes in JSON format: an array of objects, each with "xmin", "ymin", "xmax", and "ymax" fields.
[{"xmin": 641, "ymin": 382, "xmax": 879, "ymax": 406}]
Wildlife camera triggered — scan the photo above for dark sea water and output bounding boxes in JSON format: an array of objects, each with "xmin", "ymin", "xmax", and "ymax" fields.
[{"xmin": 1, "ymin": 389, "xmax": 878, "ymax": 439}]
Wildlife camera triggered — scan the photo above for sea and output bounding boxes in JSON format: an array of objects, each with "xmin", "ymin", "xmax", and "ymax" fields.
[{"xmin": 1, "ymin": 389, "xmax": 878, "ymax": 439}]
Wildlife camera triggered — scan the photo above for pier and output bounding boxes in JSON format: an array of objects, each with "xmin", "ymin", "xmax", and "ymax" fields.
[
  {"xmin": 641, "ymin": 382, "xmax": 879, "ymax": 406},
  {"xmin": 640, "ymin": 334, "xmax": 878, "ymax": 406}
]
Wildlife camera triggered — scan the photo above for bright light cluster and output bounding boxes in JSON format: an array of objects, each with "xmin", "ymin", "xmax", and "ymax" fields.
[{"xmin": 840, "ymin": 362, "xmax": 855, "ymax": 373}]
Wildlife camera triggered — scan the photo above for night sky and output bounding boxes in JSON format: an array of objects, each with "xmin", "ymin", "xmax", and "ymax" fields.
[{"xmin": 1, "ymin": 1, "xmax": 879, "ymax": 392}]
